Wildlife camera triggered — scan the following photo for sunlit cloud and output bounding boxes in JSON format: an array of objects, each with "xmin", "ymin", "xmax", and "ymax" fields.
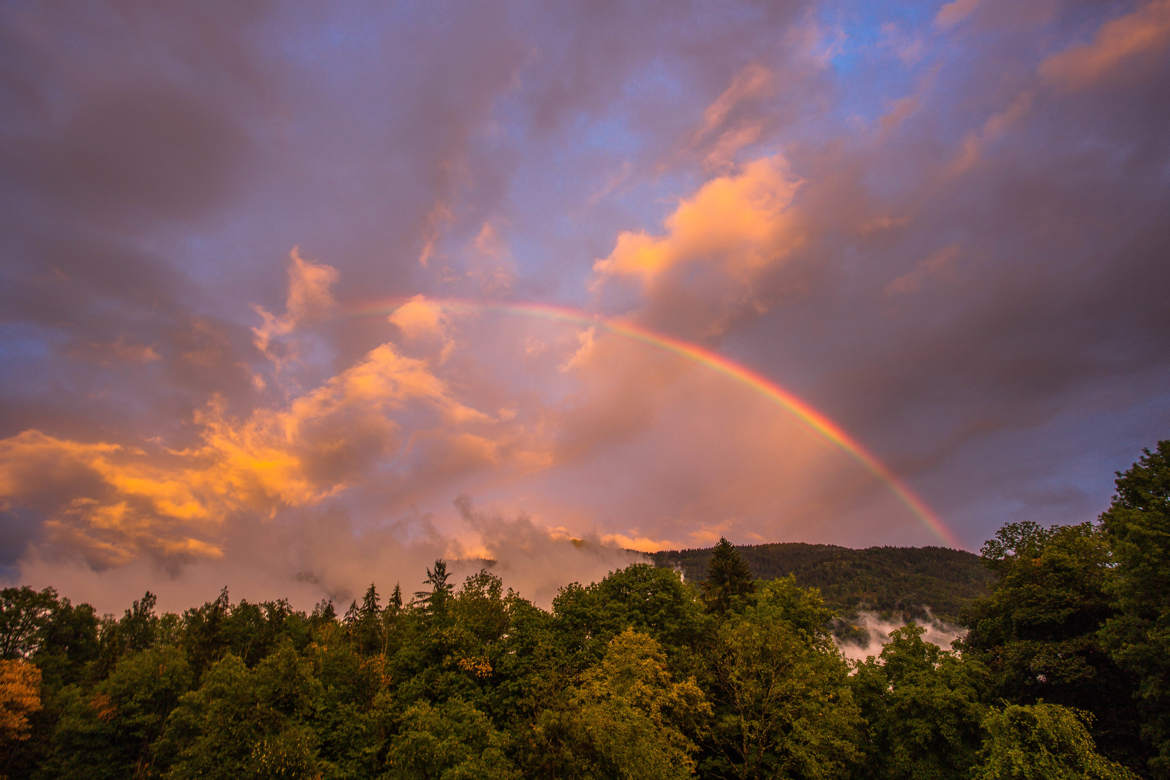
[
  {"xmin": 251, "ymin": 247, "xmax": 338, "ymax": 363},
  {"xmin": 1040, "ymin": 0, "xmax": 1170, "ymax": 89},
  {"xmin": 592, "ymin": 155, "xmax": 803, "ymax": 292}
]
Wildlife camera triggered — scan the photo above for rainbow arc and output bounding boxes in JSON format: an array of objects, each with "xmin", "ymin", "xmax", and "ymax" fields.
[{"xmin": 349, "ymin": 296, "xmax": 962, "ymax": 549}]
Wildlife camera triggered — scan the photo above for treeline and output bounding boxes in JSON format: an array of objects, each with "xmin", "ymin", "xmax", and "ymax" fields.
[
  {"xmin": 0, "ymin": 441, "xmax": 1167, "ymax": 778},
  {"xmin": 650, "ymin": 542, "xmax": 995, "ymax": 622}
]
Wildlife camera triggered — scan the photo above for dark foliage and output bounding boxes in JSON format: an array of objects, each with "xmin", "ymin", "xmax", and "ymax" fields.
[{"xmin": 652, "ymin": 541, "xmax": 994, "ymax": 622}]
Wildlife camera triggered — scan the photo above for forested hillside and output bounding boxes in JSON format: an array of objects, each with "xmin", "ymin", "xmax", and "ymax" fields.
[
  {"xmin": 650, "ymin": 543, "xmax": 994, "ymax": 622},
  {"xmin": 0, "ymin": 441, "xmax": 1167, "ymax": 778}
]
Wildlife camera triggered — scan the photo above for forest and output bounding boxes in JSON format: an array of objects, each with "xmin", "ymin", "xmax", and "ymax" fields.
[
  {"xmin": 650, "ymin": 541, "xmax": 995, "ymax": 623},
  {"xmin": 0, "ymin": 441, "xmax": 1167, "ymax": 779}
]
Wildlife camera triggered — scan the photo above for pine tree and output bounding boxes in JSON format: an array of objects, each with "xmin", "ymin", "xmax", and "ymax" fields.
[
  {"xmin": 353, "ymin": 584, "xmax": 383, "ymax": 654},
  {"xmin": 359, "ymin": 584, "xmax": 380, "ymax": 620},
  {"xmin": 702, "ymin": 538, "xmax": 755, "ymax": 614},
  {"xmin": 413, "ymin": 560, "xmax": 454, "ymax": 617},
  {"xmin": 388, "ymin": 584, "xmax": 402, "ymax": 614}
]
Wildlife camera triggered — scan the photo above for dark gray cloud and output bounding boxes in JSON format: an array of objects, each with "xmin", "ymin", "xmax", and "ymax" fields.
[{"xmin": 1, "ymin": 0, "xmax": 1167, "ymax": 605}]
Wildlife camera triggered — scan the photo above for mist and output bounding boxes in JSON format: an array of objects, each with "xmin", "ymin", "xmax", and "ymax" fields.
[{"xmin": 835, "ymin": 610, "xmax": 967, "ymax": 663}]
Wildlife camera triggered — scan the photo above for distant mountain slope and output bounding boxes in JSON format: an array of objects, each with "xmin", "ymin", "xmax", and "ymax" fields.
[{"xmin": 649, "ymin": 542, "xmax": 995, "ymax": 623}]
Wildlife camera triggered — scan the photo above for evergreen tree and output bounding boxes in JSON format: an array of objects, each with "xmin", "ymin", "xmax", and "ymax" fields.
[
  {"xmin": 353, "ymin": 584, "xmax": 383, "ymax": 655},
  {"xmin": 342, "ymin": 599, "xmax": 359, "ymax": 627},
  {"xmin": 414, "ymin": 560, "xmax": 454, "ymax": 617},
  {"xmin": 388, "ymin": 583, "xmax": 403, "ymax": 614},
  {"xmin": 311, "ymin": 598, "xmax": 336, "ymax": 625},
  {"xmin": 702, "ymin": 537, "xmax": 755, "ymax": 614}
]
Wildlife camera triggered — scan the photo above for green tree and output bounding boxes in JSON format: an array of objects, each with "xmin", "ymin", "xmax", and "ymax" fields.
[
  {"xmin": 552, "ymin": 564, "xmax": 711, "ymax": 679},
  {"xmin": 708, "ymin": 577, "xmax": 862, "ymax": 778},
  {"xmin": 973, "ymin": 702, "xmax": 1135, "ymax": 779},
  {"xmin": 0, "ymin": 586, "xmax": 59, "ymax": 659},
  {"xmin": 962, "ymin": 520, "xmax": 1141, "ymax": 766},
  {"xmin": 120, "ymin": 592, "xmax": 159, "ymax": 654},
  {"xmin": 851, "ymin": 624, "xmax": 989, "ymax": 778},
  {"xmin": 47, "ymin": 645, "xmax": 192, "ymax": 779},
  {"xmin": 540, "ymin": 628, "xmax": 710, "ymax": 779},
  {"xmin": 305, "ymin": 624, "xmax": 388, "ymax": 776},
  {"xmin": 1100, "ymin": 440, "xmax": 1170, "ymax": 775},
  {"xmin": 386, "ymin": 696, "xmax": 518, "ymax": 779},
  {"xmin": 702, "ymin": 538, "xmax": 755, "ymax": 614},
  {"xmin": 32, "ymin": 595, "xmax": 100, "ymax": 689},
  {"xmin": 159, "ymin": 642, "xmax": 325, "ymax": 778},
  {"xmin": 180, "ymin": 587, "xmax": 232, "ymax": 680}
]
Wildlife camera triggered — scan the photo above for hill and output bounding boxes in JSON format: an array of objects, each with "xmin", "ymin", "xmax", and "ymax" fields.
[{"xmin": 648, "ymin": 542, "xmax": 995, "ymax": 624}]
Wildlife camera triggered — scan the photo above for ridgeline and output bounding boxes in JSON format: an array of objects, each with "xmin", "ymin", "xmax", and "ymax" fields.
[{"xmin": 649, "ymin": 542, "xmax": 994, "ymax": 623}]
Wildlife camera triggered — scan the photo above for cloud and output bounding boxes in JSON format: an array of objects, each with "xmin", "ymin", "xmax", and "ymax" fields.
[
  {"xmin": 1040, "ymin": 0, "xmax": 1170, "ymax": 89},
  {"xmin": 935, "ymin": 0, "xmax": 981, "ymax": 30},
  {"xmin": 697, "ymin": 64, "xmax": 773, "ymax": 138},
  {"xmin": 692, "ymin": 64, "xmax": 773, "ymax": 170},
  {"xmin": 949, "ymin": 91, "xmax": 1035, "ymax": 176},
  {"xmin": 3, "ymin": 0, "xmax": 1169, "ymax": 610},
  {"xmin": 65, "ymin": 339, "xmax": 161, "ymax": 366},
  {"xmin": 0, "ymin": 336, "xmax": 500, "ymax": 570},
  {"xmin": 885, "ymin": 245, "xmax": 960, "ymax": 296},
  {"xmin": 252, "ymin": 247, "xmax": 339, "ymax": 359},
  {"xmin": 388, "ymin": 295, "xmax": 455, "ymax": 363},
  {"xmin": 704, "ymin": 123, "xmax": 765, "ymax": 171},
  {"xmin": 473, "ymin": 221, "xmax": 506, "ymax": 259},
  {"xmin": 559, "ymin": 326, "xmax": 598, "ymax": 374},
  {"xmin": 452, "ymin": 495, "xmax": 644, "ymax": 607},
  {"xmin": 3, "ymin": 84, "xmax": 251, "ymax": 225},
  {"xmin": 836, "ymin": 611, "xmax": 966, "ymax": 663},
  {"xmin": 592, "ymin": 155, "xmax": 803, "ymax": 292}
]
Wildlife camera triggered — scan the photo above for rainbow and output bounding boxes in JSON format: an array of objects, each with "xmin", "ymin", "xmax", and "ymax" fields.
[{"xmin": 349, "ymin": 296, "xmax": 962, "ymax": 549}]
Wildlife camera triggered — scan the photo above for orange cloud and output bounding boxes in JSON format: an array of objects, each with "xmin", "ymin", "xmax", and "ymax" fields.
[
  {"xmin": 591, "ymin": 155, "xmax": 803, "ymax": 290},
  {"xmin": 389, "ymin": 296, "xmax": 449, "ymax": 342},
  {"xmin": 252, "ymin": 246, "xmax": 338, "ymax": 358},
  {"xmin": 1040, "ymin": 0, "xmax": 1170, "ymax": 89},
  {"xmin": 704, "ymin": 123, "xmax": 764, "ymax": 171},
  {"xmin": 0, "ymin": 431, "xmax": 221, "ymax": 567},
  {"xmin": 0, "ymin": 336, "xmax": 504, "ymax": 568},
  {"xmin": 560, "ymin": 326, "xmax": 598, "ymax": 373},
  {"xmin": 473, "ymin": 221, "xmax": 505, "ymax": 258},
  {"xmin": 600, "ymin": 531, "xmax": 682, "ymax": 553},
  {"xmin": 388, "ymin": 295, "xmax": 456, "ymax": 362}
]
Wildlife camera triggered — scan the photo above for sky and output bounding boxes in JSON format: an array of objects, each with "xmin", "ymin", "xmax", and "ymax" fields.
[{"xmin": 1, "ymin": 0, "xmax": 1168, "ymax": 612}]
